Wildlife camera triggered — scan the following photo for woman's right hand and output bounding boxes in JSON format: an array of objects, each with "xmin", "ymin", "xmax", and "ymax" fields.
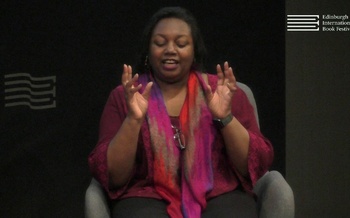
[{"xmin": 122, "ymin": 64, "xmax": 153, "ymax": 122}]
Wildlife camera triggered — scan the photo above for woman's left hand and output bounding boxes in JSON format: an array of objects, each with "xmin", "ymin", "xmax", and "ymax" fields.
[{"xmin": 205, "ymin": 61, "xmax": 237, "ymax": 118}]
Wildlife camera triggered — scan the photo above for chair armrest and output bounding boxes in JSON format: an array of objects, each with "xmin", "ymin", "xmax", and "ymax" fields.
[
  {"xmin": 236, "ymin": 82, "xmax": 260, "ymax": 128},
  {"xmin": 85, "ymin": 178, "xmax": 111, "ymax": 218},
  {"xmin": 254, "ymin": 171, "xmax": 295, "ymax": 218}
]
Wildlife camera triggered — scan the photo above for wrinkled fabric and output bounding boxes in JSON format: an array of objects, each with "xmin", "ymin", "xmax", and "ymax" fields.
[
  {"xmin": 140, "ymin": 71, "xmax": 215, "ymax": 217},
  {"xmin": 88, "ymin": 73, "xmax": 274, "ymax": 217}
]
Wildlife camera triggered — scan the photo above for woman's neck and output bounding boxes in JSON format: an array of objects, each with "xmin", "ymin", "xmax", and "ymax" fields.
[
  {"xmin": 155, "ymin": 77, "xmax": 188, "ymax": 117},
  {"xmin": 154, "ymin": 72, "xmax": 188, "ymax": 96}
]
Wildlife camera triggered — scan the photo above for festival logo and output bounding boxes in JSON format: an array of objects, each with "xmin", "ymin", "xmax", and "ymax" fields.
[
  {"xmin": 4, "ymin": 73, "xmax": 56, "ymax": 110},
  {"xmin": 287, "ymin": 14, "xmax": 350, "ymax": 32},
  {"xmin": 287, "ymin": 15, "xmax": 320, "ymax": 31}
]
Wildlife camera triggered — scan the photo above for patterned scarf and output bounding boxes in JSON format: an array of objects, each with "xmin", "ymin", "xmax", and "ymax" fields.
[{"xmin": 139, "ymin": 71, "xmax": 216, "ymax": 218}]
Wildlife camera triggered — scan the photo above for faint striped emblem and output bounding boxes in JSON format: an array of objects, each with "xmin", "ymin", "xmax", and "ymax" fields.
[
  {"xmin": 287, "ymin": 15, "xmax": 319, "ymax": 31},
  {"xmin": 4, "ymin": 73, "xmax": 56, "ymax": 110}
]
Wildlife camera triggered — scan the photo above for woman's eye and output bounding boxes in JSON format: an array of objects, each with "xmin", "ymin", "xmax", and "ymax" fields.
[
  {"xmin": 154, "ymin": 41, "xmax": 165, "ymax": 46},
  {"xmin": 177, "ymin": 42, "xmax": 187, "ymax": 48}
]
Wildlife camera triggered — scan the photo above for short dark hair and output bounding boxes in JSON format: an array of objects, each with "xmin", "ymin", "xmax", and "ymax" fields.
[{"xmin": 135, "ymin": 7, "xmax": 207, "ymax": 73}]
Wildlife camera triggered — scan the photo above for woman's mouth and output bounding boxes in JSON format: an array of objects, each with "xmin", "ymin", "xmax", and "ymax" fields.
[{"xmin": 162, "ymin": 59, "xmax": 179, "ymax": 70}]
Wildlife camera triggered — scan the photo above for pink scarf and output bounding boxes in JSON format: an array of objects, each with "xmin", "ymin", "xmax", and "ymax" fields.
[{"xmin": 139, "ymin": 71, "xmax": 216, "ymax": 217}]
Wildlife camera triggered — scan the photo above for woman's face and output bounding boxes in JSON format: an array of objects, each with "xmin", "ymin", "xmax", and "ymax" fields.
[{"xmin": 149, "ymin": 18, "xmax": 195, "ymax": 84}]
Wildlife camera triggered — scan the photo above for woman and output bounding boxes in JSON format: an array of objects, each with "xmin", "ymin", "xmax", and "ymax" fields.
[{"xmin": 89, "ymin": 7, "xmax": 274, "ymax": 218}]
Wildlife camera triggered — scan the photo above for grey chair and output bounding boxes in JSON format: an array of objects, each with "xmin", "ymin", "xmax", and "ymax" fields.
[{"xmin": 85, "ymin": 82, "xmax": 295, "ymax": 218}]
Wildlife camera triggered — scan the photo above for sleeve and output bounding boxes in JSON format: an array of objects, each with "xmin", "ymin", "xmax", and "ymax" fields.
[
  {"xmin": 207, "ymin": 74, "xmax": 273, "ymax": 193},
  {"xmin": 231, "ymin": 88, "xmax": 274, "ymax": 193},
  {"xmin": 88, "ymin": 86, "xmax": 130, "ymax": 199}
]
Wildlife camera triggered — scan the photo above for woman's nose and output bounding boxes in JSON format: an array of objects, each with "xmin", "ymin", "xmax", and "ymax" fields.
[{"xmin": 165, "ymin": 43, "xmax": 176, "ymax": 53}]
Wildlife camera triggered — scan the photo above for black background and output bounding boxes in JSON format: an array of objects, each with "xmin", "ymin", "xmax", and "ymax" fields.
[
  {"xmin": 0, "ymin": 1, "xmax": 285, "ymax": 217},
  {"xmin": 286, "ymin": 0, "xmax": 350, "ymax": 217}
]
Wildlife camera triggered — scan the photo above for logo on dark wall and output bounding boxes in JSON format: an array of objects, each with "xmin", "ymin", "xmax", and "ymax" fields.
[
  {"xmin": 4, "ymin": 73, "xmax": 56, "ymax": 110},
  {"xmin": 287, "ymin": 15, "xmax": 320, "ymax": 31},
  {"xmin": 287, "ymin": 14, "xmax": 350, "ymax": 32}
]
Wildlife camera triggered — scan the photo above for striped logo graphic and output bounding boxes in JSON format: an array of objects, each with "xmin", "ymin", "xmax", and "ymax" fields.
[
  {"xmin": 4, "ymin": 73, "xmax": 56, "ymax": 110},
  {"xmin": 287, "ymin": 15, "xmax": 320, "ymax": 31}
]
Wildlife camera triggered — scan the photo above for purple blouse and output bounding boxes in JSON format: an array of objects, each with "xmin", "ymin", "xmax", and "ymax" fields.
[{"xmin": 88, "ymin": 73, "xmax": 274, "ymax": 200}]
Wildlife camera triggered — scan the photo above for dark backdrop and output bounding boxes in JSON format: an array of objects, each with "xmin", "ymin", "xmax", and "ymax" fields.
[
  {"xmin": 0, "ymin": 1, "xmax": 285, "ymax": 217},
  {"xmin": 286, "ymin": 0, "xmax": 350, "ymax": 217}
]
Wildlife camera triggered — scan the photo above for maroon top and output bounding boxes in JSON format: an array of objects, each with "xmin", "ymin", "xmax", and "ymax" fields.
[{"xmin": 88, "ymin": 73, "xmax": 274, "ymax": 200}]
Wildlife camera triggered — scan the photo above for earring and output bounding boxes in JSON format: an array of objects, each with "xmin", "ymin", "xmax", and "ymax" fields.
[
  {"xmin": 191, "ymin": 57, "xmax": 197, "ymax": 70},
  {"xmin": 144, "ymin": 55, "xmax": 150, "ymax": 72},
  {"xmin": 144, "ymin": 55, "xmax": 148, "ymax": 66}
]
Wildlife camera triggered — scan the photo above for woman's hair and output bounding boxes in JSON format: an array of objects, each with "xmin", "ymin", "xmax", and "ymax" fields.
[{"xmin": 135, "ymin": 7, "xmax": 207, "ymax": 73}]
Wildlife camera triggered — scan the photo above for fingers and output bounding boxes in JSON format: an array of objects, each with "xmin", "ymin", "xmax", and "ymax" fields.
[
  {"xmin": 224, "ymin": 62, "xmax": 237, "ymax": 92},
  {"xmin": 224, "ymin": 61, "xmax": 235, "ymax": 83},
  {"xmin": 216, "ymin": 61, "xmax": 237, "ymax": 90},
  {"xmin": 226, "ymin": 81, "xmax": 237, "ymax": 92},
  {"xmin": 125, "ymin": 74, "xmax": 141, "ymax": 92},
  {"xmin": 205, "ymin": 84, "xmax": 214, "ymax": 101},
  {"xmin": 142, "ymin": 82, "xmax": 153, "ymax": 100},
  {"xmin": 122, "ymin": 64, "xmax": 142, "ymax": 95},
  {"xmin": 122, "ymin": 64, "xmax": 132, "ymax": 85},
  {"xmin": 216, "ymin": 64, "xmax": 224, "ymax": 85},
  {"xmin": 121, "ymin": 64, "xmax": 154, "ymax": 100}
]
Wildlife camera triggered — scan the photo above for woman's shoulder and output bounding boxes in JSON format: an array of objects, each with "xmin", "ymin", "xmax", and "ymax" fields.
[
  {"xmin": 206, "ymin": 73, "xmax": 218, "ymax": 84},
  {"xmin": 200, "ymin": 72, "xmax": 217, "ymax": 88},
  {"xmin": 104, "ymin": 85, "xmax": 125, "ymax": 105},
  {"xmin": 111, "ymin": 84, "xmax": 124, "ymax": 95}
]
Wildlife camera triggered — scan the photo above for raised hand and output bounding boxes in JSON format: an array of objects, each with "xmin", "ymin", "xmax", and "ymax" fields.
[
  {"xmin": 122, "ymin": 64, "xmax": 153, "ymax": 121},
  {"xmin": 205, "ymin": 61, "xmax": 237, "ymax": 118}
]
